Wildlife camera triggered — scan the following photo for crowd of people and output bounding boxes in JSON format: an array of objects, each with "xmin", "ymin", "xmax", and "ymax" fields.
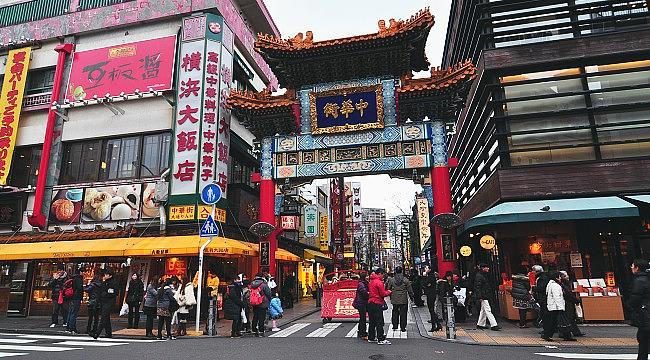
[{"xmin": 48, "ymin": 267, "xmax": 285, "ymax": 340}]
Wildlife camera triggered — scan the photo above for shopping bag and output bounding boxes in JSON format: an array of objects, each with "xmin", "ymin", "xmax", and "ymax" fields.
[
  {"xmin": 241, "ymin": 309, "xmax": 248, "ymax": 324},
  {"xmin": 119, "ymin": 303, "xmax": 129, "ymax": 317},
  {"xmin": 575, "ymin": 304, "xmax": 584, "ymax": 319},
  {"xmin": 453, "ymin": 288, "xmax": 467, "ymax": 307}
]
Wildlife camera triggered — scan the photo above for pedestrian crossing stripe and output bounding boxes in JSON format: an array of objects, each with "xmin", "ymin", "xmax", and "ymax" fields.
[
  {"xmin": 345, "ymin": 327, "xmax": 358, "ymax": 338},
  {"xmin": 0, "ymin": 353, "xmax": 27, "ymax": 358},
  {"xmin": 269, "ymin": 323, "xmax": 311, "ymax": 338},
  {"xmin": 16, "ymin": 334, "xmax": 160, "ymax": 343},
  {"xmin": 306, "ymin": 323, "xmax": 341, "ymax": 337},
  {"xmin": 536, "ymin": 354, "xmax": 640, "ymax": 359}
]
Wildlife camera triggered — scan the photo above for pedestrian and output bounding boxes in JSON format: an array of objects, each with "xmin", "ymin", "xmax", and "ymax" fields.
[
  {"xmin": 367, "ymin": 268, "xmax": 392, "ymax": 345},
  {"xmin": 155, "ymin": 278, "xmax": 176, "ymax": 340},
  {"xmin": 437, "ymin": 271, "xmax": 457, "ymax": 323},
  {"xmin": 423, "ymin": 266, "xmax": 442, "ymax": 332},
  {"xmin": 559, "ymin": 271, "xmax": 585, "ymax": 337},
  {"xmin": 283, "ymin": 272, "xmax": 295, "ymax": 309},
  {"xmin": 269, "ymin": 292, "xmax": 284, "ymax": 331},
  {"xmin": 126, "ymin": 273, "xmax": 145, "ymax": 329},
  {"xmin": 410, "ymin": 268, "xmax": 424, "ymax": 307},
  {"xmin": 352, "ymin": 272, "xmax": 370, "ymax": 340},
  {"xmin": 541, "ymin": 271, "xmax": 575, "ymax": 341},
  {"xmin": 92, "ymin": 268, "xmax": 117, "ymax": 339},
  {"xmin": 224, "ymin": 274, "xmax": 244, "ymax": 338},
  {"xmin": 85, "ymin": 273, "xmax": 101, "ymax": 335},
  {"xmin": 174, "ymin": 276, "xmax": 196, "ymax": 337},
  {"xmin": 49, "ymin": 265, "xmax": 68, "ymax": 328},
  {"xmin": 241, "ymin": 275, "xmax": 252, "ymax": 333},
  {"xmin": 533, "ymin": 265, "xmax": 549, "ymax": 328},
  {"xmin": 66, "ymin": 267, "xmax": 84, "ymax": 334},
  {"xmin": 249, "ymin": 272, "xmax": 272, "ymax": 337},
  {"xmin": 629, "ymin": 259, "xmax": 650, "ymax": 360},
  {"xmin": 474, "ymin": 263, "xmax": 501, "ymax": 331},
  {"xmin": 511, "ymin": 266, "xmax": 533, "ymax": 328},
  {"xmin": 385, "ymin": 266, "xmax": 413, "ymax": 332},
  {"xmin": 143, "ymin": 276, "xmax": 159, "ymax": 338}
]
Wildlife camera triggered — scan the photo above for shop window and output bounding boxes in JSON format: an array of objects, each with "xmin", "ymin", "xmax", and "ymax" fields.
[
  {"xmin": 504, "ymin": 95, "xmax": 586, "ymax": 115},
  {"xmin": 25, "ymin": 67, "xmax": 55, "ymax": 95},
  {"xmin": 60, "ymin": 140, "xmax": 101, "ymax": 184},
  {"xmin": 8, "ymin": 146, "xmax": 41, "ymax": 188},
  {"xmin": 141, "ymin": 133, "xmax": 171, "ymax": 177},
  {"xmin": 100, "ymin": 136, "xmax": 140, "ymax": 180},
  {"xmin": 509, "ymin": 146, "xmax": 597, "ymax": 166}
]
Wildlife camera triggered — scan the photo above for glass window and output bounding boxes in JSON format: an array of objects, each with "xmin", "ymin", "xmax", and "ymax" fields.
[
  {"xmin": 26, "ymin": 67, "xmax": 55, "ymax": 94},
  {"xmin": 510, "ymin": 146, "xmax": 596, "ymax": 166},
  {"xmin": 591, "ymin": 88, "xmax": 650, "ymax": 107},
  {"xmin": 504, "ymin": 78, "xmax": 583, "ymax": 99},
  {"xmin": 61, "ymin": 141, "xmax": 101, "ymax": 184},
  {"xmin": 509, "ymin": 114, "xmax": 591, "ymax": 133},
  {"xmin": 501, "ymin": 68, "xmax": 581, "ymax": 84},
  {"xmin": 587, "ymin": 70, "xmax": 650, "ymax": 90},
  {"xmin": 509, "ymin": 129, "xmax": 594, "ymax": 150},
  {"xmin": 101, "ymin": 139, "xmax": 121, "ymax": 180},
  {"xmin": 601, "ymin": 142, "xmax": 650, "ymax": 159},
  {"xmin": 118, "ymin": 137, "xmax": 140, "ymax": 178},
  {"xmin": 586, "ymin": 60, "xmax": 650, "ymax": 73},
  {"xmin": 8, "ymin": 146, "xmax": 41, "ymax": 188},
  {"xmin": 505, "ymin": 95, "xmax": 586, "ymax": 115},
  {"xmin": 142, "ymin": 133, "xmax": 170, "ymax": 177}
]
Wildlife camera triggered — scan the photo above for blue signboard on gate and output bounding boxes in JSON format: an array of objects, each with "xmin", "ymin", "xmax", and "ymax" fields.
[{"xmin": 309, "ymin": 84, "xmax": 384, "ymax": 134}]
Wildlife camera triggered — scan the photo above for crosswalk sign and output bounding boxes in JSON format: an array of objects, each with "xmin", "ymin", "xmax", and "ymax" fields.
[{"xmin": 200, "ymin": 215, "xmax": 219, "ymax": 237}]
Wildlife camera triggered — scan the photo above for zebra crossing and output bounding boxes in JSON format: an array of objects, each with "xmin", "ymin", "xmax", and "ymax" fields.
[
  {"xmin": 0, "ymin": 333, "xmax": 158, "ymax": 358},
  {"xmin": 269, "ymin": 322, "xmax": 417, "ymax": 339}
]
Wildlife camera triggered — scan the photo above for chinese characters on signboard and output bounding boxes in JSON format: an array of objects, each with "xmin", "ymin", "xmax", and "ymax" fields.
[
  {"xmin": 351, "ymin": 182, "xmax": 362, "ymax": 254},
  {"xmin": 309, "ymin": 85, "xmax": 384, "ymax": 135},
  {"xmin": 168, "ymin": 205, "xmax": 196, "ymax": 221},
  {"xmin": 0, "ymin": 47, "xmax": 31, "ymax": 185},
  {"xmin": 213, "ymin": 26, "xmax": 234, "ymax": 199},
  {"xmin": 66, "ymin": 36, "xmax": 176, "ymax": 101},
  {"xmin": 281, "ymin": 215, "xmax": 299, "ymax": 230},
  {"xmin": 304, "ymin": 204, "xmax": 318, "ymax": 238},
  {"xmin": 417, "ymin": 198, "xmax": 431, "ymax": 251},
  {"xmin": 199, "ymin": 41, "xmax": 221, "ymax": 191},
  {"xmin": 319, "ymin": 215, "xmax": 329, "ymax": 252}
]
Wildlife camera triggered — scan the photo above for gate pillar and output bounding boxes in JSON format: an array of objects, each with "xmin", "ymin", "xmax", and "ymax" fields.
[
  {"xmin": 430, "ymin": 121, "xmax": 456, "ymax": 275},
  {"xmin": 259, "ymin": 137, "xmax": 278, "ymax": 277}
]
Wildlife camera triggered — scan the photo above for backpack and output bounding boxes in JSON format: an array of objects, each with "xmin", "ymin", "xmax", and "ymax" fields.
[
  {"xmin": 249, "ymin": 285, "xmax": 264, "ymax": 306},
  {"xmin": 63, "ymin": 278, "xmax": 74, "ymax": 299}
]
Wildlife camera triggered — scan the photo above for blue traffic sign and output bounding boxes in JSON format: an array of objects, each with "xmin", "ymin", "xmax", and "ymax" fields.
[
  {"xmin": 201, "ymin": 184, "xmax": 222, "ymax": 205},
  {"xmin": 200, "ymin": 215, "xmax": 219, "ymax": 237}
]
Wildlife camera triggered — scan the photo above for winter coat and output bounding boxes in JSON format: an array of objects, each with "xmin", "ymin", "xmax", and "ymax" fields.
[
  {"xmin": 535, "ymin": 272, "xmax": 551, "ymax": 307},
  {"xmin": 385, "ymin": 273, "xmax": 413, "ymax": 305},
  {"xmin": 561, "ymin": 280, "xmax": 579, "ymax": 323},
  {"xmin": 269, "ymin": 297, "xmax": 283, "ymax": 319},
  {"xmin": 126, "ymin": 279, "xmax": 145, "ymax": 305},
  {"xmin": 156, "ymin": 285, "xmax": 175, "ymax": 310},
  {"xmin": 223, "ymin": 283, "xmax": 244, "ymax": 320},
  {"xmin": 71, "ymin": 273, "xmax": 84, "ymax": 300},
  {"xmin": 48, "ymin": 273, "xmax": 67, "ymax": 300},
  {"xmin": 437, "ymin": 279, "xmax": 455, "ymax": 299},
  {"xmin": 473, "ymin": 271, "xmax": 492, "ymax": 300},
  {"xmin": 353, "ymin": 280, "xmax": 369, "ymax": 309},
  {"xmin": 423, "ymin": 272, "xmax": 437, "ymax": 300},
  {"xmin": 99, "ymin": 277, "xmax": 117, "ymax": 307},
  {"xmin": 144, "ymin": 284, "xmax": 158, "ymax": 308},
  {"xmin": 85, "ymin": 279, "xmax": 102, "ymax": 309},
  {"xmin": 511, "ymin": 274, "xmax": 531, "ymax": 301},
  {"xmin": 546, "ymin": 280, "xmax": 565, "ymax": 311},
  {"xmin": 629, "ymin": 272, "xmax": 650, "ymax": 330},
  {"xmin": 368, "ymin": 273, "xmax": 391, "ymax": 306},
  {"xmin": 250, "ymin": 277, "xmax": 272, "ymax": 309},
  {"xmin": 174, "ymin": 283, "xmax": 197, "ymax": 314}
]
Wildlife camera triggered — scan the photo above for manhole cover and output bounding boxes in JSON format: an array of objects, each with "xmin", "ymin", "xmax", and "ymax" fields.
[{"xmin": 369, "ymin": 355, "xmax": 408, "ymax": 360}]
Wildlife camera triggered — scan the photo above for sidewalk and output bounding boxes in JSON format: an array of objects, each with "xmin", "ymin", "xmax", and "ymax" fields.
[
  {"xmin": 0, "ymin": 298, "xmax": 319, "ymax": 338},
  {"xmin": 412, "ymin": 304, "xmax": 638, "ymax": 347}
]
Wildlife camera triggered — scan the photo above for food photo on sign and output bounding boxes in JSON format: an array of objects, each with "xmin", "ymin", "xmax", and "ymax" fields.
[
  {"xmin": 49, "ymin": 189, "xmax": 84, "ymax": 224},
  {"xmin": 82, "ymin": 184, "xmax": 142, "ymax": 221},
  {"xmin": 140, "ymin": 183, "xmax": 159, "ymax": 219}
]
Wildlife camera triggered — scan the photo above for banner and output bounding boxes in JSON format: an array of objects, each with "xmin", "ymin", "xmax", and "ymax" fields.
[
  {"xmin": 304, "ymin": 204, "xmax": 318, "ymax": 237},
  {"xmin": 0, "ymin": 47, "xmax": 31, "ymax": 185},
  {"xmin": 417, "ymin": 198, "xmax": 430, "ymax": 251},
  {"xmin": 66, "ymin": 36, "xmax": 176, "ymax": 101},
  {"xmin": 319, "ymin": 215, "xmax": 329, "ymax": 251}
]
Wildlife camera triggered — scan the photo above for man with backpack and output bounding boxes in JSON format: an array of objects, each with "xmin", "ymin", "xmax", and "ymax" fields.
[
  {"xmin": 66, "ymin": 267, "xmax": 85, "ymax": 334},
  {"xmin": 249, "ymin": 272, "xmax": 272, "ymax": 337},
  {"xmin": 49, "ymin": 265, "xmax": 68, "ymax": 328}
]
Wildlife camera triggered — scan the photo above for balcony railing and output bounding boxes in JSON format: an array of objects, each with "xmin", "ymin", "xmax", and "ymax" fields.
[
  {"xmin": 22, "ymin": 92, "xmax": 51, "ymax": 112},
  {"xmin": 0, "ymin": 0, "xmax": 133, "ymax": 28}
]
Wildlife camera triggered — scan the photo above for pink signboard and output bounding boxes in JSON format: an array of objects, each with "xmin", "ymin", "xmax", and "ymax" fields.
[{"xmin": 66, "ymin": 36, "xmax": 177, "ymax": 101}]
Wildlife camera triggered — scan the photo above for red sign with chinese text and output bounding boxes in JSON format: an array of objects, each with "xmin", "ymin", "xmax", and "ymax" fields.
[
  {"xmin": 321, "ymin": 280, "xmax": 359, "ymax": 319},
  {"xmin": 66, "ymin": 36, "xmax": 177, "ymax": 101},
  {"xmin": 165, "ymin": 258, "xmax": 188, "ymax": 276},
  {"xmin": 281, "ymin": 215, "xmax": 299, "ymax": 230}
]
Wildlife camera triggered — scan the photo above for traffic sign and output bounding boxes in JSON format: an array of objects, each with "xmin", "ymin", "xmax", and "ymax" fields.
[
  {"xmin": 201, "ymin": 184, "xmax": 222, "ymax": 205},
  {"xmin": 200, "ymin": 215, "xmax": 219, "ymax": 237}
]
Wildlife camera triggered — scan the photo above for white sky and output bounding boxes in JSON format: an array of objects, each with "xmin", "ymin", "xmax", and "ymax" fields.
[{"xmin": 263, "ymin": 0, "xmax": 452, "ymax": 217}]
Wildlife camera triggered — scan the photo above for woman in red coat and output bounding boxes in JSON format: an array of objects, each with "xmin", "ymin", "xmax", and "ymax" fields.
[{"xmin": 367, "ymin": 268, "xmax": 392, "ymax": 345}]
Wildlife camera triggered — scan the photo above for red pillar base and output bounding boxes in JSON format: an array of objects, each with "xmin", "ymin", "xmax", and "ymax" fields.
[{"xmin": 259, "ymin": 178, "xmax": 277, "ymax": 277}]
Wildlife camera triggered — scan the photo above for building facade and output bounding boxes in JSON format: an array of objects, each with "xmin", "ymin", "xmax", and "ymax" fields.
[
  {"xmin": 444, "ymin": 0, "xmax": 650, "ymax": 319},
  {"xmin": 0, "ymin": 0, "xmax": 283, "ymax": 316}
]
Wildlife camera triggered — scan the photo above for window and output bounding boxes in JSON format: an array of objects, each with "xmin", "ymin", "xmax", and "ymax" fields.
[
  {"xmin": 61, "ymin": 133, "xmax": 170, "ymax": 184},
  {"xmin": 8, "ymin": 146, "xmax": 41, "ymax": 188},
  {"xmin": 228, "ymin": 153, "xmax": 257, "ymax": 187},
  {"xmin": 26, "ymin": 67, "xmax": 55, "ymax": 95}
]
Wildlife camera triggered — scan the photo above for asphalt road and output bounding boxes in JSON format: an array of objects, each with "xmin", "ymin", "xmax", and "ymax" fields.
[{"xmin": 0, "ymin": 330, "xmax": 640, "ymax": 360}]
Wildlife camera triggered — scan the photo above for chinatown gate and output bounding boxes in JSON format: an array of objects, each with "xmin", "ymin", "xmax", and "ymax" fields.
[{"xmin": 227, "ymin": 8, "xmax": 476, "ymax": 277}]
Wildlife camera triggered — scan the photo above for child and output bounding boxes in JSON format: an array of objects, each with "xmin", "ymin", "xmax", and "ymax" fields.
[{"xmin": 269, "ymin": 292, "xmax": 284, "ymax": 331}]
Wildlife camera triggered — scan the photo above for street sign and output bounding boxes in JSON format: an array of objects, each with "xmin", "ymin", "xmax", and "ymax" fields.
[
  {"xmin": 201, "ymin": 184, "xmax": 222, "ymax": 205},
  {"xmin": 200, "ymin": 215, "xmax": 219, "ymax": 237},
  {"xmin": 304, "ymin": 204, "xmax": 318, "ymax": 237}
]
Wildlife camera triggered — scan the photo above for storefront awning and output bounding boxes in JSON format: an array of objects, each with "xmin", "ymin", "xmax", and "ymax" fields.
[
  {"xmin": 463, "ymin": 196, "xmax": 640, "ymax": 231},
  {"xmin": 276, "ymin": 249, "xmax": 301, "ymax": 262},
  {"xmin": 304, "ymin": 249, "xmax": 333, "ymax": 264},
  {"xmin": 0, "ymin": 236, "xmax": 258, "ymax": 261},
  {"xmin": 625, "ymin": 195, "xmax": 650, "ymax": 205}
]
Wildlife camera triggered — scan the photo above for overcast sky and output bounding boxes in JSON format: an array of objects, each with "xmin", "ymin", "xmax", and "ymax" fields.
[{"xmin": 263, "ymin": 0, "xmax": 452, "ymax": 217}]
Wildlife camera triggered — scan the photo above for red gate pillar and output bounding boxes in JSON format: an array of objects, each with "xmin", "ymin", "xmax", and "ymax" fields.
[
  {"xmin": 430, "ymin": 120, "xmax": 456, "ymax": 275},
  {"xmin": 259, "ymin": 178, "xmax": 278, "ymax": 277}
]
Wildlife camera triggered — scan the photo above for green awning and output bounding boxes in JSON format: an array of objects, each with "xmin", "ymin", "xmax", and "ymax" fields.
[
  {"xmin": 463, "ymin": 196, "xmax": 639, "ymax": 231},
  {"xmin": 625, "ymin": 195, "xmax": 650, "ymax": 205}
]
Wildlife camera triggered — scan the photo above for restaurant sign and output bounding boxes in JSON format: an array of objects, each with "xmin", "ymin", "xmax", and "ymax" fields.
[
  {"xmin": 0, "ymin": 47, "xmax": 31, "ymax": 185},
  {"xmin": 416, "ymin": 198, "xmax": 430, "ymax": 251},
  {"xmin": 309, "ymin": 84, "xmax": 384, "ymax": 134},
  {"xmin": 66, "ymin": 36, "xmax": 176, "ymax": 101},
  {"xmin": 304, "ymin": 204, "xmax": 318, "ymax": 237}
]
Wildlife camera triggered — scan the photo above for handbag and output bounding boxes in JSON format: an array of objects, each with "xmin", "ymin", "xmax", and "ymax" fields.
[
  {"xmin": 381, "ymin": 301, "xmax": 388, "ymax": 311},
  {"xmin": 119, "ymin": 303, "xmax": 129, "ymax": 316},
  {"xmin": 575, "ymin": 304, "xmax": 584, "ymax": 319},
  {"xmin": 241, "ymin": 309, "xmax": 247, "ymax": 324}
]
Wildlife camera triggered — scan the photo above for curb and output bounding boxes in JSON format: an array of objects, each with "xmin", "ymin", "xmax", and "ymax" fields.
[
  {"xmin": 279, "ymin": 307, "xmax": 321, "ymax": 326},
  {"xmin": 409, "ymin": 306, "xmax": 637, "ymax": 350}
]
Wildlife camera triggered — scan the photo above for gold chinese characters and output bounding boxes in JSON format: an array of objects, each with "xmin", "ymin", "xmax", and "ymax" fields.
[{"xmin": 323, "ymin": 98, "xmax": 369, "ymax": 119}]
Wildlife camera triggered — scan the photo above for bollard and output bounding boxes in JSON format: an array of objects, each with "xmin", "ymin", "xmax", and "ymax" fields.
[
  {"xmin": 206, "ymin": 297, "xmax": 217, "ymax": 336},
  {"xmin": 316, "ymin": 284, "xmax": 322, "ymax": 307},
  {"xmin": 444, "ymin": 296, "xmax": 456, "ymax": 339}
]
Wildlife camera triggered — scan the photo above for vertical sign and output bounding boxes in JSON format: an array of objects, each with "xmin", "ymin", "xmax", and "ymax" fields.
[
  {"xmin": 416, "ymin": 198, "xmax": 431, "ymax": 251},
  {"xmin": 0, "ymin": 47, "xmax": 31, "ymax": 185},
  {"xmin": 351, "ymin": 182, "xmax": 362, "ymax": 256},
  {"xmin": 343, "ymin": 182, "xmax": 352, "ymax": 253},
  {"xmin": 330, "ymin": 179, "xmax": 342, "ymax": 245},
  {"xmin": 170, "ymin": 14, "xmax": 233, "ymax": 213},
  {"xmin": 319, "ymin": 215, "xmax": 329, "ymax": 251},
  {"xmin": 304, "ymin": 204, "xmax": 318, "ymax": 237}
]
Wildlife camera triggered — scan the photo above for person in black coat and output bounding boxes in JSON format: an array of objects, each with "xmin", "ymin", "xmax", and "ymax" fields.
[
  {"xmin": 511, "ymin": 267, "xmax": 532, "ymax": 328},
  {"xmin": 224, "ymin": 275, "xmax": 244, "ymax": 338},
  {"xmin": 126, "ymin": 273, "xmax": 145, "ymax": 329},
  {"xmin": 628, "ymin": 259, "xmax": 650, "ymax": 360},
  {"xmin": 66, "ymin": 267, "xmax": 85, "ymax": 334},
  {"xmin": 85, "ymin": 274, "xmax": 102, "ymax": 335},
  {"xmin": 474, "ymin": 263, "xmax": 501, "ymax": 331},
  {"xmin": 92, "ymin": 269, "xmax": 117, "ymax": 339},
  {"xmin": 560, "ymin": 271, "xmax": 585, "ymax": 337},
  {"xmin": 533, "ymin": 265, "xmax": 549, "ymax": 328},
  {"xmin": 410, "ymin": 268, "xmax": 424, "ymax": 307},
  {"xmin": 423, "ymin": 266, "xmax": 441, "ymax": 332}
]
